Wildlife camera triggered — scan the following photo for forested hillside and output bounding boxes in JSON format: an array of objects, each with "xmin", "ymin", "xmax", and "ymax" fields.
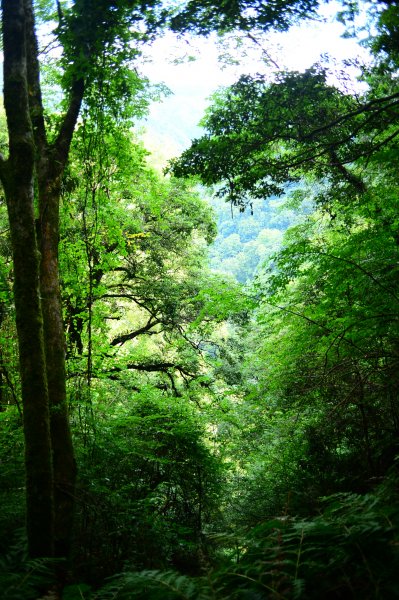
[
  {"xmin": 207, "ymin": 190, "xmax": 312, "ymax": 282},
  {"xmin": 1, "ymin": 1, "xmax": 399, "ymax": 599}
]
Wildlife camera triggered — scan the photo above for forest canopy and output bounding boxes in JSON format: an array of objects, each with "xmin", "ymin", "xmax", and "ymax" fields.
[{"xmin": 1, "ymin": 1, "xmax": 399, "ymax": 599}]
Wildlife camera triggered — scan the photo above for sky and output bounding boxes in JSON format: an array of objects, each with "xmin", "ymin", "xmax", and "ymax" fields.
[{"xmin": 139, "ymin": 1, "xmax": 369, "ymax": 162}]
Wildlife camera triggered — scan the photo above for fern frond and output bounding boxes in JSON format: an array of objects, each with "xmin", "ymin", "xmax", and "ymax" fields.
[
  {"xmin": 0, "ymin": 554, "xmax": 57, "ymax": 600},
  {"xmin": 94, "ymin": 569, "xmax": 213, "ymax": 600}
]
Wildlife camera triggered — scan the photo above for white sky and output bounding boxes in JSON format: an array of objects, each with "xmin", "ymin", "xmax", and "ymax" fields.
[
  {"xmin": 140, "ymin": 1, "xmax": 369, "ymax": 157},
  {"xmin": 143, "ymin": 13, "xmax": 361, "ymax": 90}
]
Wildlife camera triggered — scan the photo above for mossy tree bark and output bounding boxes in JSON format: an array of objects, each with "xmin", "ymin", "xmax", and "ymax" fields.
[
  {"xmin": 24, "ymin": 1, "xmax": 83, "ymax": 558},
  {"xmin": 0, "ymin": 0, "xmax": 54, "ymax": 558},
  {"xmin": 37, "ymin": 171, "xmax": 78, "ymax": 559},
  {"xmin": 0, "ymin": 0, "xmax": 84, "ymax": 559}
]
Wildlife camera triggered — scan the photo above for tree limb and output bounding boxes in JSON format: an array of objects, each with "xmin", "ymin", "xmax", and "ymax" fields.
[
  {"xmin": 110, "ymin": 318, "xmax": 162, "ymax": 346},
  {"xmin": 0, "ymin": 154, "xmax": 9, "ymax": 189},
  {"xmin": 304, "ymin": 93, "xmax": 399, "ymax": 140},
  {"xmin": 24, "ymin": 0, "xmax": 47, "ymax": 155},
  {"xmin": 298, "ymin": 249, "xmax": 399, "ymax": 304},
  {"xmin": 53, "ymin": 78, "xmax": 85, "ymax": 170},
  {"xmin": 107, "ymin": 361, "xmax": 196, "ymax": 379}
]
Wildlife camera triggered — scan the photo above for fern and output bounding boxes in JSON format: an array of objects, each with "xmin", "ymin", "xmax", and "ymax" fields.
[
  {"xmin": 94, "ymin": 569, "xmax": 214, "ymax": 600},
  {"xmin": 223, "ymin": 488, "xmax": 399, "ymax": 598},
  {"xmin": 62, "ymin": 583, "xmax": 92, "ymax": 600},
  {"xmin": 0, "ymin": 548, "xmax": 57, "ymax": 600}
]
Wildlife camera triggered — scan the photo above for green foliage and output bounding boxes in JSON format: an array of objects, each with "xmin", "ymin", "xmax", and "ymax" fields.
[
  {"xmin": 167, "ymin": 0, "xmax": 319, "ymax": 35},
  {"xmin": 57, "ymin": 0, "xmax": 161, "ymax": 91},
  {"xmin": 251, "ymin": 187, "xmax": 399, "ymax": 472},
  {"xmin": 169, "ymin": 68, "xmax": 349, "ymax": 204},
  {"xmin": 0, "ymin": 410, "xmax": 24, "ymax": 552},
  {"xmin": 88, "ymin": 476, "xmax": 399, "ymax": 599},
  {"xmin": 169, "ymin": 64, "xmax": 399, "ymax": 209},
  {"xmin": 208, "ymin": 191, "xmax": 311, "ymax": 282},
  {"xmin": 0, "ymin": 537, "xmax": 58, "ymax": 600},
  {"xmin": 59, "ymin": 112, "xmax": 221, "ymax": 403},
  {"xmin": 211, "ymin": 481, "xmax": 399, "ymax": 599},
  {"xmin": 72, "ymin": 388, "xmax": 222, "ymax": 580},
  {"xmin": 3, "ymin": 1, "xmax": 399, "ymax": 597},
  {"xmin": 162, "ymin": 9, "xmax": 399, "ymax": 598},
  {"xmin": 94, "ymin": 570, "xmax": 211, "ymax": 600}
]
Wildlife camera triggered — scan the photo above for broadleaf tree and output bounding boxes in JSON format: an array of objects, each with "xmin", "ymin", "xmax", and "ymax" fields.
[
  {"xmin": 0, "ymin": 0, "xmax": 321, "ymax": 561},
  {"xmin": 167, "ymin": 0, "xmax": 399, "ymax": 542}
]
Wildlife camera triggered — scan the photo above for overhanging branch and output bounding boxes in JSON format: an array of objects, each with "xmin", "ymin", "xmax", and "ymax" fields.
[
  {"xmin": 110, "ymin": 318, "xmax": 162, "ymax": 346},
  {"xmin": 106, "ymin": 361, "xmax": 196, "ymax": 379}
]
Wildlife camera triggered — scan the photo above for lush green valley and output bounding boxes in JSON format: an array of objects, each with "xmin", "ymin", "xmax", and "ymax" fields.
[{"xmin": 1, "ymin": 1, "xmax": 399, "ymax": 599}]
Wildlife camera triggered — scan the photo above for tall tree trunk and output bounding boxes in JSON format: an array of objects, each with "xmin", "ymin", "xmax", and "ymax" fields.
[
  {"xmin": 1, "ymin": 0, "xmax": 54, "ymax": 558},
  {"xmin": 24, "ymin": 0, "xmax": 83, "ymax": 559},
  {"xmin": 38, "ymin": 171, "xmax": 77, "ymax": 559},
  {"xmin": 1, "ymin": 0, "xmax": 83, "ymax": 559}
]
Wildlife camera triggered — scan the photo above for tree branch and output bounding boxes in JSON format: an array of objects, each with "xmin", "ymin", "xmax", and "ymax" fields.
[
  {"xmin": 0, "ymin": 357, "xmax": 23, "ymax": 418},
  {"xmin": 166, "ymin": 371, "xmax": 182, "ymax": 397},
  {"xmin": 110, "ymin": 318, "xmax": 162, "ymax": 346},
  {"xmin": 0, "ymin": 154, "xmax": 9, "ymax": 189},
  {"xmin": 2, "ymin": 0, "xmax": 34, "ymax": 169},
  {"xmin": 328, "ymin": 148, "xmax": 366, "ymax": 193},
  {"xmin": 309, "ymin": 94, "xmax": 399, "ymax": 138},
  {"xmin": 107, "ymin": 361, "xmax": 196, "ymax": 379},
  {"xmin": 24, "ymin": 0, "xmax": 47, "ymax": 155},
  {"xmin": 53, "ymin": 78, "xmax": 85, "ymax": 171},
  {"xmin": 299, "ymin": 249, "xmax": 399, "ymax": 304}
]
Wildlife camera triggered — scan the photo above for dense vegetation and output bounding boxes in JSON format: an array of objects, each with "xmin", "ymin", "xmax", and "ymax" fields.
[{"xmin": 1, "ymin": 0, "xmax": 399, "ymax": 598}]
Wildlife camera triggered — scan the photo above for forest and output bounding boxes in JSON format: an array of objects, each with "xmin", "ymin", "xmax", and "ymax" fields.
[{"xmin": 1, "ymin": 0, "xmax": 399, "ymax": 598}]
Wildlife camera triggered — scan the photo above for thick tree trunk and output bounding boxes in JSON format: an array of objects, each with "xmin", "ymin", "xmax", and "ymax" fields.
[
  {"xmin": 3, "ymin": 0, "xmax": 88, "ymax": 563},
  {"xmin": 5, "ymin": 179, "xmax": 54, "ymax": 557},
  {"xmin": 24, "ymin": 0, "xmax": 81, "ymax": 560},
  {"xmin": 38, "ymin": 172, "xmax": 77, "ymax": 559},
  {"xmin": 1, "ymin": 0, "xmax": 54, "ymax": 557}
]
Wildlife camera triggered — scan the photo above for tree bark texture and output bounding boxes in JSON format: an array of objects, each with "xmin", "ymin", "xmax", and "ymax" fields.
[
  {"xmin": 38, "ymin": 173, "xmax": 77, "ymax": 558},
  {"xmin": 1, "ymin": 0, "xmax": 54, "ymax": 558},
  {"xmin": 1, "ymin": 0, "xmax": 84, "ymax": 559},
  {"xmin": 2, "ymin": 0, "xmax": 102, "ymax": 561},
  {"xmin": 24, "ymin": 0, "xmax": 79, "ymax": 558}
]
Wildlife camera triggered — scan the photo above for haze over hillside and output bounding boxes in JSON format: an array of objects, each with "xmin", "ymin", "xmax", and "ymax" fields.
[{"xmin": 139, "ymin": 18, "xmax": 368, "ymax": 281}]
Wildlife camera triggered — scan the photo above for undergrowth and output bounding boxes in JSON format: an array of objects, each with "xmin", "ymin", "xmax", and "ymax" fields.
[
  {"xmin": 2, "ymin": 479, "xmax": 398, "ymax": 599},
  {"xmin": 63, "ymin": 478, "xmax": 399, "ymax": 599},
  {"xmin": 0, "ymin": 533, "xmax": 57, "ymax": 600}
]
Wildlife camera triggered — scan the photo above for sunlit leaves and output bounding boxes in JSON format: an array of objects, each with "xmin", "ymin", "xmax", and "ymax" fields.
[
  {"xmin": 170, "ymin": 65, "xmax": 399, "ymax": 208},
  {"xmin": 167, "ymin": 0, "xmax": 319, "ymax": 35}
]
